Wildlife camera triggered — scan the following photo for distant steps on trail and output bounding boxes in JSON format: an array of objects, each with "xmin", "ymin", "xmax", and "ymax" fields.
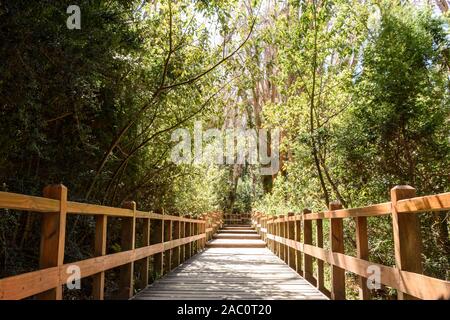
[
  {"xmin": 221, "ymin": 224, "xmax": 251, "ymax": 228},
  {"xmin": 221, "ymin": 226, "xmax": 254, "ymax": 230},
  {"xmin": 213, "ymin": 233, "xmax": 261, "ymax": 240},
  {"xmin": 217, "ymin": 229, "xmax": 257, "ymax": 234},
  {"xmin": 206, "ymin": 224, "xmax": 266, "ymax": 248}
]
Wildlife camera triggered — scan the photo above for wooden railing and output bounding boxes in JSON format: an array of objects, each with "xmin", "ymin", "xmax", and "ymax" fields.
[
  {"xmin": 223, "ymin": 213, "xmax": 251, "ymax": 225},
  {"xmin": 0, "ymin": 184, "xmax": 223, "ymax": 300},
  {"xmin": 252, "ymin": 185, "xmax": 450, "ymax": 300}
]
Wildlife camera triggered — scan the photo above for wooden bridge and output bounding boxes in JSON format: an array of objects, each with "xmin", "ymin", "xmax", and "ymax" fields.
[{"xmin": 0, "ymin": 184, "xmax": 449, "ymax": 300}]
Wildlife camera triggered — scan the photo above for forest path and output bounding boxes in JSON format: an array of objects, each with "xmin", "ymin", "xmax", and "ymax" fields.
[
  {"xmin": 132, "ymin": 247, "xmax": 328, "ymax": 300},
  {"xmin": 206, "ymin": 224, "xmax": 266, "ymax": 248}
]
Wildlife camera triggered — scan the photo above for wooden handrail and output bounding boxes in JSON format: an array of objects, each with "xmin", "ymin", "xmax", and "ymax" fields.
[
  {"xmin": 0, "ymin": 191, "xmax": 204, "ymax": 223},
  {"xmin": 252, "ymin": 186, "xmax": 450, "ymax": 300},
  {"xmin": 0, "ymin": 185, "xmax": 223, "ymax": 300}
]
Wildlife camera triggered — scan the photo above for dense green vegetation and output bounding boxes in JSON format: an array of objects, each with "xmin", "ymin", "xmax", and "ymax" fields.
[{"xmin": 0, "ymin": 0, "xmax": 448, "ymax": 299}]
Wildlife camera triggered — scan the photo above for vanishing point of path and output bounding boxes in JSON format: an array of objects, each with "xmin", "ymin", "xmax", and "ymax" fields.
[{"xmin": 133, "ymin": 225, "xmax": 328, "ymax": 300}]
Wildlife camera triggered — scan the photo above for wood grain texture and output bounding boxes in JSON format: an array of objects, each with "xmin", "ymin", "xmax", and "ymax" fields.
[
  {"xmin": 391, "ymin": 186, "xmax": 422, "ymax": 300},
  {"xmin": 303, "ymin": 209, "xmax": 314, "ymax": 284},
  {"xmin": 92, "ymin": 214, "xmax": 107, "ymax": 299},
  {"xmin": 118, "ymin": 201, "xmax": 136, "ymax": 299},
  {"xmin": 396, "ymin": 192, "xmax": 450, "ymax": 213},
  {"xmin": 37, "ymin": 184, "xmax": 67, "ymax": 300},
  {"xmin": 0, "ymin": 191, "xmax": 60, "ymax": 212},
  {"xmin": 355, "ymin": 216, "xmax": 370, "ymax": 300},
  {"xmin": 316, "ymin": 219, "xmax": 324, "ymax": 292},
  {"xmin": 136, "ymin": 218, "xmax": 150, "ymax": 291},
  {"xmin": 133, "ymin": 248, "xmax": 328, "ymax": 300},
  {"xmin": 264, "ymin": 231, "xmax": 450, "ymax": 300},
  {"xmin": 329, "ymin": 201, "xmax": 345, "ymax": 300}
]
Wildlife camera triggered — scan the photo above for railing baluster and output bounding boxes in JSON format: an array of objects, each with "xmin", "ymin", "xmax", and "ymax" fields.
[
  {"xmin": 118, "ymin": 201, "xmax": 136, "ymax": 299},
  {"xmin": 172, "ymin": 220, "xmax": 180, "ymax": 269},
  {"xmin": 317, "ymin": 218, "xmax": 324, "ymax": 292},
  {"xmin": 180, "ymin": 220, "xmax": 186, "ymax": 263},
  {"xmin": 185, "ymin": 216, "xmax": 192, "ymax": 260},
  {"xmin": 136, "ymin": 217, "xmax": 150, "ymax": 291},
  {"xmin": 93, "ymin": 214, "xmax": 107, "ymax": 299},
  {"xmin": 283, "ymin": 216, "xmax": 288, "ymax": 263},
  {"xmin": 330, "ymin": 201, "xmax": 345, "ymax": 300},
  {"xmin": 287, "ymin": 213, "xmax": 296, "ymax": 270},
  {"xmin": 271, "ymin": 217, "xmax": 275, "ymax": 252},
  {"xmin": 151, "ymin": 218, "xmax": 163, "ymax": 280},
  {"xmin": 284, "ymin": 216, "xmax": 289, "ymax": 263},
  {"xmin": 295, "ymin": 215, "xmax": 302, "ymax": 276},
  {"xmin": 391, "ymin": 185, "xmax": 422, "ymax": 300},
  {"xmin": 356, "ymin": 215, "xmax": 370, "ymax": 299},
  {"xmin": 303, "ymin": 209, "xmax": 314, "ymax": 284},
  {"xmin": 163, "ymin": 219, "xmax": 172, "ymax": 274},
  {"xmin": 190, "ymin": 220, "xmax": 195, "ymax": 254},
  {"xmin": 279, "ymin": 215, "xmax": 285, "ymax": 261},
  {"xmin": 200, "ymin": 217, "xmax": 206, "ymax": 250}
]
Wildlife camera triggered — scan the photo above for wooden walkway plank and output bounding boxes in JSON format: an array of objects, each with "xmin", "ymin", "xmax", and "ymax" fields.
[
  {"xmin": 133, "ymin": 248, "xmax": 328, "ymax": 300},
  {"xmin": 206, "ymin": 239, "xmax": 266, "ymax": 248}
]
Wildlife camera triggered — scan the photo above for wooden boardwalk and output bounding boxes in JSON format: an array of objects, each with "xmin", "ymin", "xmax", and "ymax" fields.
[
  {"xmin": 132, "ymin": 247, "xmax": 328, "ymax": 300},
  {"xmin": 2, "ymin": 189, "xmax": 450, "ymax": 300}
]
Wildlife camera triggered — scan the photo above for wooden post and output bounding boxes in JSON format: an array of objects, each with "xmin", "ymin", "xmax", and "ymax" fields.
[
  {"xmin": 172, "ymin": 220, "xmax": 180, "ymax": 269},
  {"xmin": 195, "ymin": 218, "xmax": 203, "ymax": 253},
  {"xmin": 203, "ymin": 220, "xmax": 207, "ymax": 248},
  {"xmin": 199, "ymin": 219, "xmax": 204, "ymax": 250},
  {"xmin": 330, "ymin": 201, "xmax": 345, "ymax": 300},
  {"xmin": 180, "ymin": 221, "xmax": 186, "ymax": 263},
  {"xmin": 391, "ymin": 185, "xmax": 422, "ymax": 300},
  {"xmin": 356, "ymin": 216, "xmax": 370, "ymax": 300},
  {"xmin": 279, "ymin": 216, "xmax": 285, "ymax": 261},
  {"xmin": 272, "ymin": 216, "xmax": 279, "ymax": 256},
  {"xmin": 317, "ymin": 219, "xmax": 325, "ymax": 292},
  {"xmin": 255, "ymin": 215, "xmax": 259, "ymax": 234},
  {"xmin": 278, "ymin": 217, "xmax": 283, "ymax": 260},
  {"xmin": 118, "ymin": 201, "xmax": 136, "ymax": 299},
  {"xmin": 259, "ymin": 215, "xmax": 263, "ymax": 238},
  {"xmin": 271, "ymin": 217, "xmax": 276, "ymax": 252},
  {"xmin": 192, "ymin": 221, "xmax": 196, "ymax": 254},
  {"xmin": 205, "ymin": 215, "xmax": 208, "ymax": 241},
  {"xmin": 204, "ymin": 215, "xmax": 209, "ymax": 241},
  {"xmin": 268, "ymin": 217, "xmax": 272, "ymax": 251},
  {"xmin": 284, "ymin": 217, "xmax": 289, "ymax": 263},
  {"xmin": 151, "ymin": 219, "xmax": 163, "ymax": 279},
  {"xmin": 283, "ymin": 217, "xmax": 289, "ymax": 263},
  {"xmin": 163, "ymin": 219, "xmax": 172, "ymax": 274},
  {"xmin": 203, "ymin": 221, "xmax": 206, "ymax": 248},
  {"xmin": 185, "ymin": 216, "xmax": 191, "ymax": 260},
  {"xmin": 278, "ymin": 217, "xmax": 282, "ymax": 258},
  {"xmin": 265, "ymin": 216, "xmax": 268, "ymax": 243},
  {"xmin": 38, "ymin": 184, "xmax": 67, "ymax": 300},
  {"xmin": 295, "ymin": 217, "xmax": 302, "ymax": 276},
  {"xmin": 92, "ymin": 214, "xmax": 107, "ymax": 299},
  {"xmin": 199, "ymin": 222, "xmax": 203, "ymax": 250},
  {"xmin": 303, "ymin": 209, "xmax": 314, "ymax": 284},
  {"xmin": 194, "ymin": 222, "xmax": 199, "ymax": 253},
  {"xmin": 136, "ymin": 218, "xmax": 150, "ymax": 291},
  {"xmin": 258, "ymin": 215, "xmax": 267, "ymax": 244},
  {"xmin": 190, "ymin": 221, "xmax": 194, "ymax": 257},
  {"xmin": 287, "ymin": 213, "xmax": 296, "ymax": 270}
]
